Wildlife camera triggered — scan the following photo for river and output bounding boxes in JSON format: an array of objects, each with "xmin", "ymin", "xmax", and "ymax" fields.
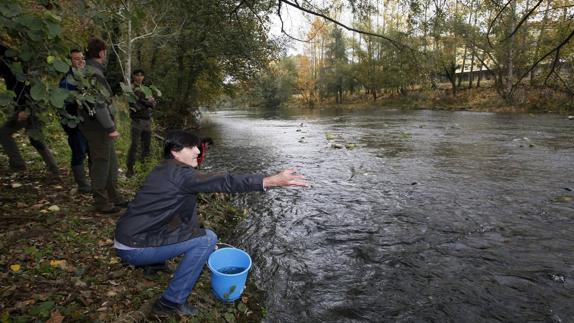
[{"xmin": 198, "ymin": 108, "xmax": 574, "ymax": 322}]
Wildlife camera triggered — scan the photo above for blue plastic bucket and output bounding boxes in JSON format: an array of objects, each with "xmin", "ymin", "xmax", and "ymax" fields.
[{"xmin": 207, "ymin": 248, "xmax": 252, "ymax": 301}]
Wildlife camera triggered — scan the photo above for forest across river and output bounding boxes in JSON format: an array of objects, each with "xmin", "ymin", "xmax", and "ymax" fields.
[{"xmin": 199, "ymin": 108, "xmax": 574, "ymax": 322}]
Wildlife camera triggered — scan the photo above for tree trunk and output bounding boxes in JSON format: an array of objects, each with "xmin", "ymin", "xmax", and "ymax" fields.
[
  {"xmin": 531, "ymin": 1, "xmax": 551, "ymax": 85},
  {"xmin": 458, "ymin": 46, "xmax": 468, "ymax": 88},
  {"xmin": 174, "ymin": 36, "xmax": 186, "ymax": 107},
  {"xmin": 468, "ymin": 0, "xmax": 478, "ymax": 89},
  {"xmin": 504, "ymin": 0, "xmax": 517, "ymax": 102},
  {"xmin": 125, "ymin": 16, "xmax": 132, "ymax": 87}
]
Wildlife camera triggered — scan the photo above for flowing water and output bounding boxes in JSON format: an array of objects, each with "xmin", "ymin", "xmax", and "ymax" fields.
[{"xmin": 199, "ymin": 108, "xmax": 574, "ymax": 322}]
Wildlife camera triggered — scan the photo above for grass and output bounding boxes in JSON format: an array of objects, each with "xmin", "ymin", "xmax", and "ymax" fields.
[{"xmin": 0, "ymin": 99, "xmax": 266, "ymax": 322}]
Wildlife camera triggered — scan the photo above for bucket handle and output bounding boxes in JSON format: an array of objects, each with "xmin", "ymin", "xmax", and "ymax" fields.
[{"xmin": 216, "ymin": 242, "xmax": 236, "ymax": 249}]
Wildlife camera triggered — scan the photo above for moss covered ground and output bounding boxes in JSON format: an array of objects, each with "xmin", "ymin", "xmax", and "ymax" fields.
[{"xmin": 0, "ymin": 106, "xmax": 266, "ymax": 322}]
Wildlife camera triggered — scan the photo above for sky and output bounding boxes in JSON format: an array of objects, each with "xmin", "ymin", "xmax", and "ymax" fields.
[
  {"xmin": 269, "ymin": 2, "xmax": 366, "ymax": 56},
  {"xmin": 269, "ymin": 3, "xmax": 311, "ymax": 55}
]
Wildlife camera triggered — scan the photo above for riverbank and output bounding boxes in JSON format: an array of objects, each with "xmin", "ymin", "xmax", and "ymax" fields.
[
  {"xmin": 290, "ymin": 85, "xmax": 574, "ymax": 114},
  {"xmin": 0, "ymin": 119, "xmax": 266, "ymax": 322}
]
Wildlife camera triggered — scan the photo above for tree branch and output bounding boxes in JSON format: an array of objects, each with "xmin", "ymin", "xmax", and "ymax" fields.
[
  {"xmin": 487, "ymin": 0, "xmax": 513, "ymax": 48},
  {"xmin": 276, "ymin": 0, "xmax": 315, "ymax": 43},
  {"xmin": 513, "ymin": 28, "xmax": 574, "ymax": 88},
  {"xmin": 502, "ymin": 0, "xmax": 543, "ymax": 42},
  {"xmin": 278, "ymin": 0, "xmax": 412, "ymax": 51},
  {"xmin": 543, "ymin": 48, "xmax": 561, "ymax": 85}
]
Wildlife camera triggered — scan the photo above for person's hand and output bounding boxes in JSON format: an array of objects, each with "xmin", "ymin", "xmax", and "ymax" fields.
[
  {"xmin": 148, "ymin": 97, "xmax": 157, "ymax": 107},
  {"xmin": 263, "ymin": 168, "xmax": 308, "ymax": 189},
  {"xmin": 108, "ymin": 130, "xmax": 120, "ymax": 140},
  {"xmin": 17, "ymin": 111, "xmax": 29, "ymax": 122}
]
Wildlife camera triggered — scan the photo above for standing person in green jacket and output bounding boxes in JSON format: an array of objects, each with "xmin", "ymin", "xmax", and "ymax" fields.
[{"xmin": 79, "ymin": 38, "xmax": 126, "ymax": 213}]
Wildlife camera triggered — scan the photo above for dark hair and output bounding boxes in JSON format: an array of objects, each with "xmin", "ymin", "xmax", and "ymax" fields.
[
  {"xmin": 86, "ymin": 38, "xmax": 106, "ymax": 59},
  {"xmin": 163, "ymin": 130, "xmax": 201, "ymax": 159},
  {"xmin": 132, "ymin": 69, "xmax": 144, "ymax": 75},
  {"xmin": 70, "ymin": 48, "xmax": 82, "ymax": 55}
]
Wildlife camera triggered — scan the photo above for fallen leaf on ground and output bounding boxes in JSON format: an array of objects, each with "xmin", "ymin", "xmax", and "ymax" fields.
[
  {"xmin": 9, "ymin": 264, "xmax": 21, "ymax": 272},
  {"xmin": 49, "ymin": 259, "xmax": 75, "ymax": 271},
  {"xmin": 46, "ymin": 310, "xmax": 64, "ymax": 323},
  {"xmin": 48, "ymin": 205, "xmax": 60, "ymax": 212}
]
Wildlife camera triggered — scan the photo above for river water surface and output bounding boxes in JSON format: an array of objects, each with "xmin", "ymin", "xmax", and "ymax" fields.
[{"xmin": 199, "ymin": 108, "xmax": 574, "ymax": 322}]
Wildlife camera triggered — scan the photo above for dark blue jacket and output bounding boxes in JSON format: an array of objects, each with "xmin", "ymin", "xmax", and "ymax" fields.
[
  {"xmin": 59, "ymin": 69, "xmax": 79, "ymax": 117},
  {"xmin": 115, "ymin": 159, "xmax": 265, "ymax": 247}
]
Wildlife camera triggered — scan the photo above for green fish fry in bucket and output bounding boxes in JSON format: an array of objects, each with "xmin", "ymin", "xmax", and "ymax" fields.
[{"xmin": 208, "ymin": 247, "xmax": 252, "ymax": 301}]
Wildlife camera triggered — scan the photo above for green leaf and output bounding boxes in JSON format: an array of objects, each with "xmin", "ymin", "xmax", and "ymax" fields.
[
  {"xmin": 65, "ymin": 75, "xmax": 78, "ymax": 86},
  {"xmin": 46, "ymin": 21, "xmax": 61, "ymax": 38},
  {"xmin": 30, "ymin": 83, "xmax": 47, "ymax": 101},
  {"xmin": 8, "ymin": 62, "xmax": 23, "ymax": 76},
  {"xmin": 120, "ymin": 82, "xmax": 132, "ymax": 94},
  {"xmin": 0, "ymin": 92, "xmax": 15, "ymax": 106},
  {"xmin": 237, "ymin": 303, "xmax": 248, "ymax": 313},
  {"xmin": 26, "ymin": 30, "xmax": 43, "ymax": 41},
  {"xmin": 139, "ymin": 85, "xmax": 152, "ymax": 98},
  {"xmin": 19, "ymin": 49, "xmax": 33, "ymax": 62},
  {"xmin": 44, "ymin": 11, "xmax": 62, "ymax": 22},
  {"xmin": 47, "ymin": 55, "xmax": 56, "ymax": 64},
  {"xmin": 0, "ymin": 3, "xmax": 22, "ymax": 18},
  {"xmin": 5, "ymin": 49, "xmax": 17, "ymax": 57},
  {"xmin": 16, "ymin": 16, "xmax": 43, "ymax": 31},
  {"xmin": 223, "ymin": 313, "xmax": 236, "ymax": 323},
  {"xmin": 29, "ymin": 301, "xmax": 54, "ymax": 317},
  {"xmin": 83, "ymin": 95, "xmax": 95, "ymax": 104},
  {"xmin": 149, "ymin": 85, "xmax": 162, "ymax": 97},
  {"xmin": 53, "ymin": 60, "xmax": 69, "ymax": 73},
  {"xmin": 50, "ymin": 88, "xmax": 69, "ymax": 108}
]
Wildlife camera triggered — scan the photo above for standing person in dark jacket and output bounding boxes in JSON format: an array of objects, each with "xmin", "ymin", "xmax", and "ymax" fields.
[
  {"xmin": 114, "ymin": 130, "xmax": 307, "ymax": 316},
  {"xmin": 126, "ymin": 69, "xmax": 156, "ymax": 178},
  {"xmin": 59, "ymin": 49, "xmax": 91, "ymax": 193},
  {"xmin": 79, "ymin": 38, "xmax": 126, "ymax": 213},
  {"xmin": 0, "ymin": 43, "xmax": 60, "ymax": 174}
]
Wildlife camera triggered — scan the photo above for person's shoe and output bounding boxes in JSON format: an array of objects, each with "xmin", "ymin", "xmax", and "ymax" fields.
[
  {"xmin": 153, "ymin": 298, "xmax": 198, "ymax": 317},
  {"xmin": 138, "ymin": 262, "xmax": 170, "ymax": 276},
  {"xmin": 9, "ymin": 164, "xmax": 26, "ymax": 172},
  {"xmin": 78, "ymin": 185, "xmax": 92, "ymax": 194},
  {"xmin": 96, "ymin": 205, "xmax": 121, "ymax": 214}
]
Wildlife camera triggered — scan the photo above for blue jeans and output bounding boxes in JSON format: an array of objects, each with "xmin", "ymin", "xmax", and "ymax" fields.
[
  {"xmin": 116, "ymin": 230, "xmax": 217, "ymax": 304},
  {"xmin": 62, "ymin": 124, "xmax": 90, "ymax": 166}
]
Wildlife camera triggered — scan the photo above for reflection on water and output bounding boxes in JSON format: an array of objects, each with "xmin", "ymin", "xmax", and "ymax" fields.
[{"xmin": 199, "ymin": 108, "xmax": 574, "ymax": 322}]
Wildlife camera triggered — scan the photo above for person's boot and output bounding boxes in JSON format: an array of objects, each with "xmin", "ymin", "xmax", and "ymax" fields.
[
  {"xmin": 72, "ymin": 165, "xmax": 92, "ymax": 193},
  {"xmin": 37, "ymin": 147, "xmax": 60, "ymax": 175},
  {"xmin": 137, "ymin": 262, "xmax": 170, "ymax": 277},
  {"xmin": 95, "ymin": 203, "xmax": 121, "ymax": 214},
  {"xmin": 153, "ymin": 297, "xmax": 198, "ymax": 317},
  {"xmin": 0, "ymin": 129, "xmax": 26, "ymax": 171}
]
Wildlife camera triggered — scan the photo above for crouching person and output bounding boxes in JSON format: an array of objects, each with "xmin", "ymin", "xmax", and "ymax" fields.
[{"xmin": 113, "ymin": 130, "xmax": 307, "ymax": 316}]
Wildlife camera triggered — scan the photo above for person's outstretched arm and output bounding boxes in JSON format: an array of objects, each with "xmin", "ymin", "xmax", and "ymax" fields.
[{"xmin": 263, "ymin": 168, "xmax": 308, "ymax": 189}]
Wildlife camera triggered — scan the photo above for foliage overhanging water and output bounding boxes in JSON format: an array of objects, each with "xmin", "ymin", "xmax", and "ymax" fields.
[{"xmin": 199, "ymin": 108, "xmax": 574, "ymax": 322}]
